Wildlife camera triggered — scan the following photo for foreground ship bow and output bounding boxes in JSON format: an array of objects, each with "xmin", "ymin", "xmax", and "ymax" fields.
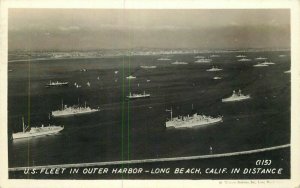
[{"xmin": 12, "ymin": 117, "xmax": 64, "ymax": 140}]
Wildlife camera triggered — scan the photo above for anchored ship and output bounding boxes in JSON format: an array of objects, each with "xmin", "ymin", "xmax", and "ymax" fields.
[
  {"xmin": 236, "ymin": 55, "xmax": 246, "ymax": 58},
  {"xmin": 45, "ymin": 80, "xmax": 68, "ymax": 87},
  {"xmin": 127, "ymin": 91, "xmax": 150, "ymax": 99},
  {"xmin": 238, "ymin": 58, "xmax": 251, "ymax": 62},
  {"xmin": 206, "ymin": 66, "xmax": 222, "ymax": 72},
  {"xmin": 253, "ymin": 63, "xmax": 268, "ymax": 67},
  {"xmin": 157, "ymin": 57, "xmax": 171, "ymax": 61},
  {"xmin": 210, "ymin": 54, "xmax": 220, "ymax": 57},
  {"xmin": 126, "ymin": 75, "xmax": 136, "ymax": 79},
  {"xmin": 194, "ymin": 55, "xmax": 205, "ymax": 59},
  {"xmin": 165, "ymin": 108, "xmax": 222, "ymax": 128},
  {"xmin": 261, "ymin": 61, "xmax": 275, "ymax": 65},
  {"xmin": 172, "ymin": 61, "xmax": 188, "ymax": 65},
  {"xmin": 213, "ymin": 76, "xmax": 222, "ymax": 80},
  {"xmin": 140, "ymin": 65, "xmax": 157, "ymax": 69},
  {"xmin": 12, "ymin": 117, "xmax": 64, "ymax": 140},
  {"xmin": 222, "ymin": 90, "xmax": 250, "ymax": 102},
  {"xmin": 194, "ymin": 58, "xmax": 212, "ymax": 63},
  {"xmin": 52, "ymin": 100, "xmax": 100, "ymax": 117},
  {"xmin": 255, "ymin": 57, "xmax": 267, "ymax": 60}
]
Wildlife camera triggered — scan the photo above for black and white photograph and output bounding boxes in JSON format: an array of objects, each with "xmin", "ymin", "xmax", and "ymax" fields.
[{"xmin": 1, "ymin": 1, "xmax": 300, "ymax": 185}]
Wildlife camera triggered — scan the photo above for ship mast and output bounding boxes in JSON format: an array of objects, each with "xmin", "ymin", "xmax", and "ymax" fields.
[{"xmin": 166, "ymin": 108, "xmax": 173, "ymax": 120}]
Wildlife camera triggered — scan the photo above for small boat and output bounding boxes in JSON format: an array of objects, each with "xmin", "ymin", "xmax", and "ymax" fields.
[
  {"xmin": 87, "ymin": 82, "xmax": 91, "ymax": 87},
  {"xmin": 213, "ymin": 77, "xmax": 222, "ymax": 80}
]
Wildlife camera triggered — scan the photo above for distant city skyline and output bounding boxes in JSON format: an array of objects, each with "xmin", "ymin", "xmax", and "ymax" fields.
[{"xmin": 8, "ymin": 9, "xmax": 290, "ymax": 51}]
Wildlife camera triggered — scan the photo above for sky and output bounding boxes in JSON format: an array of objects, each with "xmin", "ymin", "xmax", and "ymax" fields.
[{"xmin": 8, "ymin": 9, "xmax": 290, "ymax": 51}]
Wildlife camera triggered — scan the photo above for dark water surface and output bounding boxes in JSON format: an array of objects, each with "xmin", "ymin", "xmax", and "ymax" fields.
[{"xmin": 8, "ymin": 51, "xmax": 290, "ymax": 167}]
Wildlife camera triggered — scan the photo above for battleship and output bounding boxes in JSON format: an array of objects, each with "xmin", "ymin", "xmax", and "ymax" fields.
[
  {"xmin": 52, "ymin": 100, "xmax": 100, "ymax": 117},
  {"xmin": 255, "ymin": 57, "xmax": 267, "ymax": 60},
  {"xmin": 126, "ymin": 75, "xmax": 136, "ymax": 79},
  {"xmin": 253, "ymin": 63, "xmax": 268, "ymax": 67},
  {"xmin": 261, "ymin": 61, "xmax": 275, "ymax": 65},
  {"xmin": 45, "ymin": 80, "xmax": 69, "ymax": 87},
  {"xmin": 206, "ymin": 66, "xmax": 222, "ymax": 72},
  {"xmin": 238, "ymin": 58, "xmax": 251, "ymax": 62},
  {"xmin": 222, "ymin": 90, "xmax": 251, "ymax": 102},
  {"xmin": 165, "ymin": 108, "xmax": 223, "ymax": 129},
  {"xmin": 171, "ymin": 61, "xmax": 188, "ymax": 65},
  {"xmin": 210, "ymin": 54, "xmax": 220, "ymax": 57},
  {"xmin": 12, "ymin": 117, "xmax": 64, "ymax": 140},
  {"xmin": 157, "ymin": 57, "xmax": 171, "ymax": 61},
  {"xmin": 236, "ymin": 55, "xmax": 246, "ymax": 58},
  {"xmin": 194, "ymin": 58, "xmax": 212, "ymax": 63},
  {"xmin": 140, "ymin": 65, "xmax": 157, "ymax": 69},
  {"xmin": 127, "ymin": 91, "xmax": 150, "ymax": 99}
]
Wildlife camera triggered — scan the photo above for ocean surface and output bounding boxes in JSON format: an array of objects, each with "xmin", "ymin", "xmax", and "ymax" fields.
[{"xmin": 8, "ymin": 50, "xmax": 291, "ymax": 168}]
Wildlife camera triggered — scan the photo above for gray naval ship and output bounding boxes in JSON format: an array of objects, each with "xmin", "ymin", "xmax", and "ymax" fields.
[
  {"xmin": 127, "ymin": 91, "xmax": 150, "ymax": 99},
  {"xmin": 51, "ymin": 100, "xmax": 100, "ymax": 117},
  {"xmin": 12, "ymin": 117, "xmax": 64, "ymax": 140},
  {"xmin": 222, "ymin": 89, "xmax": 251, "ymax": 102},
  {"xmin": 45, "ymin": 80, "xmax": 69, "ymax": 87},
  {"xmin": 165, "ymin": 108, "xmax": 223, "ymax": 129}
]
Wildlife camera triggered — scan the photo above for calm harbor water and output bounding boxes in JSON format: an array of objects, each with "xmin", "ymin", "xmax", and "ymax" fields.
[{"xmin": 8, "ymin": 50, "xmax": 290, "ymax": 168}]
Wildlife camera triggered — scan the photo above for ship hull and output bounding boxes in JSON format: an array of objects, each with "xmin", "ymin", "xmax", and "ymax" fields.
[
  {"xmin": 12, "ymin": 127, "xmax": 64, "ymax": 140},
  {"xmin": 166, "ymin": 118, "xmax": 222, "ymax": 129}
]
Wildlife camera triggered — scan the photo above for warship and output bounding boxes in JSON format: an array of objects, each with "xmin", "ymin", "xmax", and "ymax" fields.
[
  {"xmin": 210, "ymin": 54, "xmax": 220, "ymax": 57},
  {"xmin": 222, "ymin": 90, "xmax": 250, "ymax": 102},
  {"xmin": 126, "ymin": 75, "xmax": 136, "ymax": 79},
  {"xmin": 206, "ymin": 66, "xmax": 222, "ymax": 72},
  {"xmin": 213, "ymin": 76, "xmax": 222, "ymax": 80},
  {"xmin": 236, "ymin": 55, "xmax": 246, "ymax": 58},
  {"xmin": 140, "ymin": 65, "xmax": 157, "ymax": 69},
  {"xmin": 12, "ymin": 117, "xmax": 64, "ymax": 140},
  {"xmin": 45, "ymin": 80, "xmax": 69, "ymax": 87},
  {"xmin": 52, "ymin": 100, "xmax": 100, "ymax": 117},
  {"xmin": 157, "ymin": 57, "xmax": 171, "ymax": 61},
  {"xmin": 255, "ymin": 57, "xmax": 267, "ymax": 60},
  {"xmin": 261, "ymin": 61, "xmax": 275, "ymax": 65},
  {"xmin": 171, "ymin": 61, "xmax": 188, "ymax": 65},
  {"xmin": 238, "ymin": 58, "xmax": 251, "ymax": 62},
  {"xmin": 194, "ymin": 58, "xmax": 212, "ymax": 63},
  {"xmin": 284, "ymin": 70, "xmax": 291, "ymax": 74},
  {"xmin": 194, "ymin": 55, "xmax": 205, "ymax": 59},
  {"xmin": 253, "ymin": 63, "xmax": 268, "ymax": 67},
  {"xmin": 165, "ymin": 108, "xmax": 223, "ymax": 129},
  {"xmin": 127, "ymin": 91, "xmax": 150, "ymax": 99}
]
